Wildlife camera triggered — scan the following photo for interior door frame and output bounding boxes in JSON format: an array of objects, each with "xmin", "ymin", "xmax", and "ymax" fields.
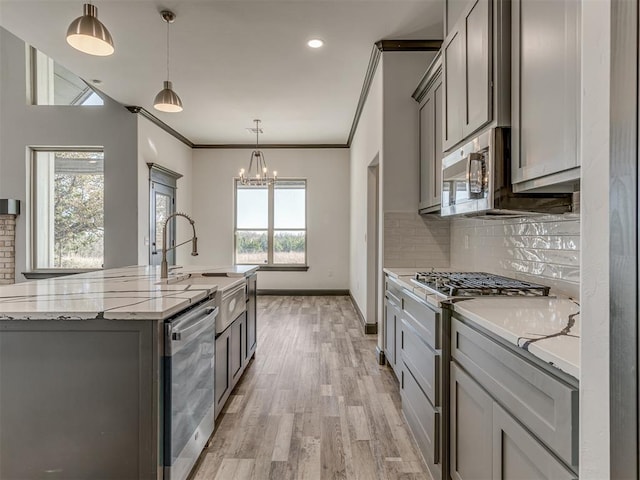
[
  {"xmin": 609, "ymin": 0, "xmax": 639, "ymax": 477},
  {"xmin": 148, "ymin": 163, "xmax": 182, "ymax": 266}
]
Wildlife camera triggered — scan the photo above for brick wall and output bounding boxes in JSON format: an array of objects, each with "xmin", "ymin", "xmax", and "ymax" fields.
[{"xmin": 0, "ymin": 215, "xmax": 16, "ymax": 284}]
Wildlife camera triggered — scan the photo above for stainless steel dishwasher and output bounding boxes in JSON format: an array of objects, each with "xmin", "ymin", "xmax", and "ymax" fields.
[{"xmin": 164, "ymin": 298, "xmax": 218, "ymax": 480}]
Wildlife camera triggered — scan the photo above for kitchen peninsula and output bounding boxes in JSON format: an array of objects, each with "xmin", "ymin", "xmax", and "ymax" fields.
[{"xmin": 0, "ymin": 265, "xmax": 258, "ymax": 480}]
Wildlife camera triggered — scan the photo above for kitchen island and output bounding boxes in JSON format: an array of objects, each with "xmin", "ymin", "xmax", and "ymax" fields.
[{"xmin": 0, "ymin": 265, "xmax": 258, "ymax": 480}]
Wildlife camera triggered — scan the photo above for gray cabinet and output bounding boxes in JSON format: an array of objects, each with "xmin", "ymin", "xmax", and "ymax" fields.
[
  {"xmin": 450, "ymin": 315, "xmax": 579, "ymax": 478},
  {"xmin": 215, "ymin": 327, "xmax": 230, "ymax": 413},
  {"xmin": 230, "ymin": 312, "xmax": 245, "ymax": 383},
  {"xmin": 493, "ymin": 403, "xmax": 577, "ymax": 480},
  {"xmin": 416, "ymin": 54, "xmax": 443, "ymax": 213},
  {"xmin": 444, "ymin": 0, "xmax": 491, "ymax": 151},
  {"xmin": 384, "ymin": 291, "xmax": 401, "ymax": 380},
  {"xmin": 511, "ymin": 0, "xmax": 581, "ymax": 192},
  {"xmin": 450, "ymin": 363, "xmax": 492, "ymax": 480},
  {"xmin": 246, "ymin": 273, "xmax": 257, "ymax": 359}
]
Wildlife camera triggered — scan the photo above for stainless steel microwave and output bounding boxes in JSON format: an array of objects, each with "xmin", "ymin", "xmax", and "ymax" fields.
[{"xmin": 440, "ymin": 128, "xmax": 573, "ymax": 216}]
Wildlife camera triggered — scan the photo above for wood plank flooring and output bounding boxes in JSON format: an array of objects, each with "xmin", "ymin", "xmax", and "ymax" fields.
[{"xmin": 191, "ymin": 296, "xmax": 431, "ymax": 480}]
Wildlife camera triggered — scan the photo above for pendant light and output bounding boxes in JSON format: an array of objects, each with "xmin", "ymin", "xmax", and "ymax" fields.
[
  {"xmin": 239, "ymin": 120, "xmax": 278, "ymax": 186},
  {"xmin": 66, "ymin": 2, "xmax": 114, "ymax": 56},
  {"xmin": 154, "ymin": 10, "xmax": 183, "ymax": 113}
]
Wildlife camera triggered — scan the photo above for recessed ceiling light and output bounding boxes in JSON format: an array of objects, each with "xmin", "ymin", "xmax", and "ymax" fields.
[
  {"xmin": 307, "ymin": 39, "xmax": 324, "ymax": 49},
  {"xmin": 91, "ymin": 79, "xmax": 102, "ymax": 85}
]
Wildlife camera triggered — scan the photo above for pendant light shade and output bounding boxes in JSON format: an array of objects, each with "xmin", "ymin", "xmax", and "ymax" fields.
[
  {"xmin": 154, "ymin": 10, "xmax": 182, "ymax": 113},
  {"xmin": 66, "ymin": 3, "xmax": 114, "ymax": 56},
  {"xmin": 154, "ymin": 81, "xmax": 183, "ymax": 112}
]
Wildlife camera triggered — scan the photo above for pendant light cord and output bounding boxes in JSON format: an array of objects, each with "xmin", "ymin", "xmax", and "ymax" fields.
[{"xmin": 166, "ymin": 20, "xmax": 170, "ymax": 81}]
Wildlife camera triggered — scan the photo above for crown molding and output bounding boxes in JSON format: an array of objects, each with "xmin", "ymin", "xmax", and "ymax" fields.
[
  {"xmin": 346, "ymin": 39, "xmax": 443, "ymax": 146},
  {"xmin": 193, "ymin": 143, "xmax": 347, "ymax": 149},
  {"xmin": 126, "ymin": 106, "xmax": 194, "ymax": 148}
]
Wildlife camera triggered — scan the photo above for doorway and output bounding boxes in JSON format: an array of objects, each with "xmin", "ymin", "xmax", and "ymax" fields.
[
  {"xmin": 148, "ymin": 164, "xmax": 182, "ymax": 266},
  {"xmin": 366, "ymin": 156, "xmax": 380, "ymax": 341}
]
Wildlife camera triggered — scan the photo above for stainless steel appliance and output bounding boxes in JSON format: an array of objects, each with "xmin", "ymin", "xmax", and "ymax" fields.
[
  {"xmin": 413, "ymin": 271, "xmax": 550, "ymax": 299},
  {"xmin": 164, "ymin": 298, "xmax": 218, "ymax": 480},
  {"xmin": 441, "ymin": 128, "xmax": 573, "ymax": 216}
]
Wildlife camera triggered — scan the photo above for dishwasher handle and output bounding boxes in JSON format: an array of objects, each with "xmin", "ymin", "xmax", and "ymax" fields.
[{"xmin": 170, "ymin": 306, "xmax": 218, "ymax": 343}]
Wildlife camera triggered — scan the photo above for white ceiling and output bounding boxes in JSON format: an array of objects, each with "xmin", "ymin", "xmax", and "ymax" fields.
[{"xmin": 0, "ymin": 1, "xmax": 443, "ymax": 144}]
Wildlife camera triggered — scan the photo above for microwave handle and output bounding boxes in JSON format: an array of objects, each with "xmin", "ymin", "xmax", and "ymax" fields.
[{"xmin": 467, "ymin": 152, "xmax": 485, "ymax": 195}]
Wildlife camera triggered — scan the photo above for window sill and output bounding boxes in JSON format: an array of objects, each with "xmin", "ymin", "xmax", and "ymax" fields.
[
  {"xmin": 250, "ymin": 265, "xmax": 309, "ymax": 272},
  {"xmin": 23, "ymin": 269, "xmax": 102, "ymax": 280}
]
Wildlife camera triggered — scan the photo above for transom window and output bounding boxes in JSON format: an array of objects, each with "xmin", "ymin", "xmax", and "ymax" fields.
[
  {"xmin": 234, "ymin": 179, "xmax": 307, "ymax": 266},
  {"xmin": 31, "ymin": 150, "xmax": 104, "ymax": 270}
]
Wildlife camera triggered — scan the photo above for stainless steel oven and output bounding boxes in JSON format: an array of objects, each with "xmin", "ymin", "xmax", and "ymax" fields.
[
  {"xmin": 441, "ymin": 127, "xmax": 573, "ymax": 216},
  {"xmin": 164, "ymin": 299, "xmax": 218, "ymax": 480}
]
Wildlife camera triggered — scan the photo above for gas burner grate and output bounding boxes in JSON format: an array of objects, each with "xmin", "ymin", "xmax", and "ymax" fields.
[{"xmin": 414, "ymin": 271, "xmax": 550, "ymax": 297}]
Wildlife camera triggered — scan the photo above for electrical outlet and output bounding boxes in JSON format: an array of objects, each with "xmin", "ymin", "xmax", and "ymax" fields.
[
  {"xmin": 328, "ymin": 270, "xmax": 333, "ymax": 277},
  {"xmin": 464, "ymin": 234, "xmax": 470, "ymax": 249}
]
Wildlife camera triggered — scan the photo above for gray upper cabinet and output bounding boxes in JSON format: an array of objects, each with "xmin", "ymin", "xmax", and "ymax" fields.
[
  {"xmin": 443, "ymin": 0, "xmax": 510, "ymax": 152},
  {"xmin": 511, "ymin": 0, "xmax": 581, "ymax": 192},
  {"xmin": 415, "ymin": 55, "xmax": 443, "ymax": 213},
  {"xmin": 444, "ymin": 0, "xmax": 492, "ymax": 151}
]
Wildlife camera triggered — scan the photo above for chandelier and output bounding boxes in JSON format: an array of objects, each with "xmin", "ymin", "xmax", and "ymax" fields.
[{"xmin": 239, "ymin": 119, "xmax": 277, "ymax": 186}]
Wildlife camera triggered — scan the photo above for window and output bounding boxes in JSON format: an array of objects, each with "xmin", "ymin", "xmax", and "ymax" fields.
[
  {"xmin": 32, "ymin": 150, "xmax": 104, "ymax": 270},
  {"xmin": 29, "ymin": 47, "xmax": 104, "ymax": 106},
  {"xmin": 235, "ymin": 179, "xmax": 307, "ymax": 267}
]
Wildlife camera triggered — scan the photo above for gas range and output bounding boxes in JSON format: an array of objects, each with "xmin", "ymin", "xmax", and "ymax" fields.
[{"xmin": 411, "ymin": 271, "xmax": 550, "ymax": 300}]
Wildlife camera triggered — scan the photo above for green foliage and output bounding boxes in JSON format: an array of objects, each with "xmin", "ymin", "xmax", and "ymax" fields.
[
  {"xmin": 274, "ymin": 233, "xmax": 305, "ymax": 253},
  {"xmin": 236, "ymin": 232, "xmax": 305, "ymax": 253},
  {"xmin": 54, "ymin": 172, "xmax": 104, "ymax": 268}
]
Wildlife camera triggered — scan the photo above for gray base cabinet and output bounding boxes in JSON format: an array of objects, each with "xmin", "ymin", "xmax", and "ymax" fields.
[
  {"xmin": 0, "ymin": 319, "xmax": 159, "ymax": 480},
  {"xmin": 215, "ymin": 274, "xmax": 258, "ymax": 419},
  {"xmin": 384, "ymin": 277, "xmax": 403, "ymax": 381},
  {"xmin": 450, "ymin": 315, "xmax": 579, "ymax": 479},
  {"xmin": 450, "ymin": 363, "xmax": 492, "ymax": 480}
]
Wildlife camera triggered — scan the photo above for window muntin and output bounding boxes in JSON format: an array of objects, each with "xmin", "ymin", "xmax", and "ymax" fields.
[
  {"xmin": 30, "ymin": 47, "xmax": 104, "ymax": 106},
  {"xmin": 32, "ymin": 150, "xmax": 104, "ymax": 269},
  {"xmin": 234, "ymin": 179, "xmax": 307, "ymax": 266}
]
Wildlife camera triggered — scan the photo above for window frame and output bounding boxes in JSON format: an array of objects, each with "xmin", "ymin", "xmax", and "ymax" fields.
[
  {"xmin": 234, "ymin": 178, "xmax": 308, "ymax": 269},
  {"xmin": 29, "ymin": 147, "xmax": 105, "ymax": 273}
]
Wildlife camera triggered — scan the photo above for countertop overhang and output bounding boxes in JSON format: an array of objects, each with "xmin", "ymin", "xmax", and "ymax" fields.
[{"xmin": 0, "ymin": 265, "xmax": 259, "ymax": 321}]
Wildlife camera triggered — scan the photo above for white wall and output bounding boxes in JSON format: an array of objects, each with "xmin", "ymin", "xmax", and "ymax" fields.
[
  {"xmin": 350, "ymin": 61, "xmax": 383, "ymax": 318},
  {"xmin": 0, "ymin": 28, "xmax": 139, "ymax": 279},
  {"xmin": 579, "ymin": 0, "xmax": 610, "ymax": 476},
  {"xmin": 191, "ymin": 148, "xmax": 350, "ymax": 290},
  {"xmin": 382, "ymin": 51, "xmax": 437, "ymax": 212},
  {"xmin": 137, "ymin": 118, "xmax": 194, "ymax": 265}
]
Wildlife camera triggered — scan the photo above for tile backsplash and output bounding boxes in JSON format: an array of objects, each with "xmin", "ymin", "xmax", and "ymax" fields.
[
  {"xmin": 450, "ymin": 214, "xmax": 580, "ymax": 298},
  {"xmin": 384, "ymin": 212, "xmax": 450, "ymax": 268}
]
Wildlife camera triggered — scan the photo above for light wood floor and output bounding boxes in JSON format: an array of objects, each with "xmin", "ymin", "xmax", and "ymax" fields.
[{"xmin": 191, "ymin": 296, "xmax": 431, "ymax": 480}]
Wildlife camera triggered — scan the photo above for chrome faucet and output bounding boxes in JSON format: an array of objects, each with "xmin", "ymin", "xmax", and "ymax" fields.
[{"xmin": 161, "ymin": 212, "xmax": 198, "ymax": 279}]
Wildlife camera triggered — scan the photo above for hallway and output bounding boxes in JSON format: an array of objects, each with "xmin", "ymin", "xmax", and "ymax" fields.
[{"xmin": 192, "ymin": 295, "xmax": 431, "ymax": 480}]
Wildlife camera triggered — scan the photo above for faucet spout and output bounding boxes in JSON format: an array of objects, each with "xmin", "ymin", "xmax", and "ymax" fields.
[{"xmin": 161, "ymin": 212, "xmax": 198, "ymax": 278}]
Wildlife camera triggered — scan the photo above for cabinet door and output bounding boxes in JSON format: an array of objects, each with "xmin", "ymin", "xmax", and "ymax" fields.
[
  {"xmin": 246, "ymin": 275, "xmax": 257, "ymax": 357},
  {"xmin": 230, "ymin": 314, "xmax": 244, "ymax": 382},
  {"xmin": 215, "ymin": 331, "xmax": 229, "ymax": 408},
  {"xmin": 511, "ymin": 0, "xmax": 580, "ymax": 188},
  {"xmin": 463, "ymin": 0, "xmax": 491, "ymax": 136},
  {"xmin": 450, "ymin": 362, "xmax": 493, "ymax": 480},
  {"xmin": 384, "ymin": 298, "xmax": 396, "ymax": 369},
  {"xmin": 419, "ymin": 95, "xmax": 434, "ymax": 211},
  {"xmin": 443, "ymin": 29, "xmax": 465, "ymax": 151},
  {"xmin": 492, "ymin": 404, "xmax": 577, "ymax": 480},
  {"xmin": 432, "ymin": 79, "xmax": 443, "ymax": 206}
]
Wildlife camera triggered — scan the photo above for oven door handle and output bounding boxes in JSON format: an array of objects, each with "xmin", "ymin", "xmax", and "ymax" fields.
[{"xmin": 171, "ymin": 306, "xmax": 218, "ymax": 342}]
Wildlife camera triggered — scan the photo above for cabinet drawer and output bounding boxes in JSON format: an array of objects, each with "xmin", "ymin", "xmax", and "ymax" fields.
[
  {"xmin": 402, "ymin": 366, "xmax": 440, "ymax": 470},
  {"xmin": 451, "ymin": 317, "xmax": 578, "ymax": 467},
  {"xmin": 401, "ymin": 318, "xmax": 440, "ymax": 406},
  {"xmin": 403, "ymin": 293, "xmax": 440, "ymax": 350}
]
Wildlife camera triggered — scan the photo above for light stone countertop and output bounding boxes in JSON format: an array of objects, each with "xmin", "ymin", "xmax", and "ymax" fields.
[
  {"xmin": 453, "ymin": 297, "xmax": 580, "ymax": 379},
  {"xmin": 0, "ymin": 265, "xmax": 259, "ymax": 321}
]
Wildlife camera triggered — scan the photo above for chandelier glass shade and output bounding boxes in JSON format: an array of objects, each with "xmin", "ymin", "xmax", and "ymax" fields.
[{"xmin": 239, "ymin": 120, "xmax": 278, "ymax": 186}]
